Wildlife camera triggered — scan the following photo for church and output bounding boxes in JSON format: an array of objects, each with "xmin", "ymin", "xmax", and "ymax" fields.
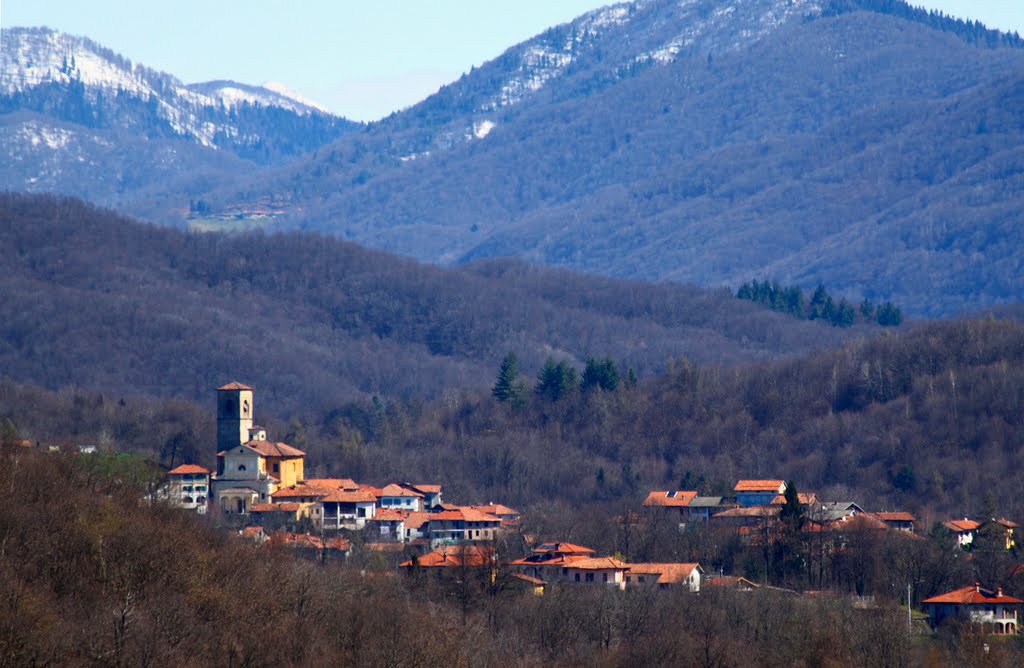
[{"xmin": 211, "ymin": 381, "xmax": 306, "ymax": 514}]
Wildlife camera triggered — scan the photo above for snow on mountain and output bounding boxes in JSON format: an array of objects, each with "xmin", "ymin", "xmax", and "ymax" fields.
[{"xmin": 0, "ymin": 27, "xmax": 340, "ymax": 148}]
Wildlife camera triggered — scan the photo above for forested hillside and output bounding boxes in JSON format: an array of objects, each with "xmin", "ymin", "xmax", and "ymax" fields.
[
  {"xmin": 8, "ymin": 447, "xmax": 1011, "ymax": 667},
  {"xmin": 0, "ymin": 194, "xmax": 854, "ymax": 412}
]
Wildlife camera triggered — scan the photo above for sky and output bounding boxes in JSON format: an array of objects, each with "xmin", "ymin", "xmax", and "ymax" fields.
[{"xmin": 3, "ymin": 1, "xmax": 1023, "ymax": 121}]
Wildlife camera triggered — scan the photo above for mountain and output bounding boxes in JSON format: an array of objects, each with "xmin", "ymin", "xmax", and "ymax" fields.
[
  {"xmin": 193, "ymin": 0, "xmax": 1022, "ymax": 317},
  {"xmin": 4, "ymin": 3, "xmax": 1023, "ymax": 317},
  {"xmin": 0, "ymin": 26, "xmax": 358, "ymax": 220},
  {"xmin": 0, "ymin": 193, "xmax": 863, "ymax": 413}
]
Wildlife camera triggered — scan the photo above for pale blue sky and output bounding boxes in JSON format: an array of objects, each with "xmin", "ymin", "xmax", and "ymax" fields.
[{"xmin": 3, "ymin": 1, "xmax": 1022, "ymax": 121}]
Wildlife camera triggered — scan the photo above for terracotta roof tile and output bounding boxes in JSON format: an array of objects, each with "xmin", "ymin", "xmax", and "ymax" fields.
[
  {"xmin": 944, "ymin": 519, "xmax": 981, "ymax": 532},
  {"xmin": 875, "ymin": 511, "xmax": 916, "ymax": 522},
  {"xmin": 565, "ymin": 557, "xmax": 628, "ymax": 570},
  {"xmin": 923, "ymin": 584, "xmax": 1022, "ymax": 605},
  {"xmin": 321, "ymin": 489, "xmax": 377, "ymax": 503},
  {"xmin": 370, "ymin": 509, "xmax": 408, "ymax": 522},
  {"xmin": 400, "ymin": 545, "xmax": 495, "ymax": 568},
  {"xmin": 244, "ymin": 440, "xmax": 305, "ymax": 458},
  {"xmin": 734, "ymin": 480, "xmax": 786, "ymax": 492},
  {"xmin": 250, "ymin": 502, "xmax": 300, "ymax": 512},
  {"xmin": 380, "ymin": 483, "xmax": 423, "ymax": 497},
  {"xmin": 533, "ymin": 542, "xmax": 595, "ymax": 555},
  {"xmin": 168, "ymin": 464, "xmax": 210, "ymax": 475},
  {"xmin": 404, "ymin": 512, "xmax": 432, "ymax": 529},
  {"xmin": 626, "ymin": 563, "xmax": 702, "ymax": 584},
  {"xmin": 643, "ymin": 491, "xmax": 698, "ymax": 507},
  {"xmin": 218, "ymin": 381, "xmax": 253, "ymax": 391}
]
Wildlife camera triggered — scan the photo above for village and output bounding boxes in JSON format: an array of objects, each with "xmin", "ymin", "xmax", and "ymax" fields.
[{"xmin": 151, "ymin": 382, "xmax": 1024, "ymax": 637}]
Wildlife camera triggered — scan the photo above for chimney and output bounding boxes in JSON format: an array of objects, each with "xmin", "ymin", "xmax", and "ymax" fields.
[
  {"xmin": 975, "ymin": 582, "xmax": 981, "ymax": 592},
  {"xmin": 997, "ymin": 587, "xmax": 1003, "ymax": 597}
]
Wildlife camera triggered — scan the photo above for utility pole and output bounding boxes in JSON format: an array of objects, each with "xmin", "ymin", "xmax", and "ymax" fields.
[{"xmin": 907, "ymin": 583, "xmax": 912, "ymax": 631}]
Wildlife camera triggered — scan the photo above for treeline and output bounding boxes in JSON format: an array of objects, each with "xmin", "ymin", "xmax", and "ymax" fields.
[
  {"xmin": 736, "ymin": 280, "xmax": 903, "ymax": 328},
  {"xmin": 0, "ymin": 193, "xmax": 857, "ymax": 413},
  {"xmin": 1, "ymin": 447, "xmax": 1019, "ymax": 667}
]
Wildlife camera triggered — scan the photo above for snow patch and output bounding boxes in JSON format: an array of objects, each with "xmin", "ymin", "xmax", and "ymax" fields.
[
  {"xmin": 262, "ymin": 81, "xmax": 330, "ymax": 113},
  {"xmin": 473, "ymin": 120, "xmax": 496, "ymax": 139}
]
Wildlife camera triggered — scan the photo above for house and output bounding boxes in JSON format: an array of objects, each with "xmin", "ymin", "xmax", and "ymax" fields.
[
  {"xmin": 239, "ymin": 526, "xmax": 269, "ymax": 545},
  {"xmin": 642, "ymin": 490, "xmax": 698, "ymax": 520},
  {"xmin": 922, "ymin": 584, "xmax": 1021, "ymax": 635},
  {"xmin": 734, "ymin": 480, "xmax": 786, "ymax": 507},
  {"xmin": 367, "ymin": 508, "xmax": 407, "ymax": 540},
  {"xmin": 810, "ymin": 501, "xmax": 863, "ymax": 523},
  {"xmin": 377, "ymin": 484, "xmax": 424, "ymax": 512},
  {"xmin": 425, "ymin": 507, "xmax": 503, "ymax": 547},
  {"xmin": 563, "ymin": 557, "xmax": 629, "ymax": 589},
  {"xmin": 686, "ymin": 496, "xmax": 729, "ymax": 522},
  {"xmin": 166, "ymin": 464, "xmax": 211, "ymax": 513},
  {"xmin": 875, "ymin": 511, "xmax": 916, "ymax": 533},
  {"xmin": 267, "ymin": 532, "xmax": 352, "ymax": 561},
  {"xmin": 981, "ymin": 519, "xmax": 1019, "ymax": 551},
  {"xmin": 705, "ymin": 576, "xmax": 760, "ymax": 591},
  {"xmin": 399, "ymin": 544, "xmax": 496, "ymax": 572},
  {"xmin": 319, "ymin": 488, "xmax": 378, "ymax": 530},
  {"xmin": 625, "ymin": 563, "xmax": 703, "ymax": 592},
  {"xmin": 509, "ymin": 542, "xmax": 596, "ymax": 581},
  {"xmin": 770, "ymin": 492, "xmax": 817, "ymax": 507},
  {"xmin": 404, "ymin": 483, "xmax": 443, "ymax": 509},
  {"xmin": 943, "ymin": 519, "xmax": 981, "ymax": 548},
  {"xmin": 470, "ymin": 503, "xmax": 520, "ymax": 526},
  {"xmin": 711, "ymin": 505, "xmax": 780, "ymax": 529},
  {"xmin": 403, "ymin": 512, "xmax": 432, "ymax": 542}
]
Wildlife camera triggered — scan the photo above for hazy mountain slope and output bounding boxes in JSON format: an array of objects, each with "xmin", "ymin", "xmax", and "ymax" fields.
[
  {"xmin": 206, "ymin": 1, "xmax": 1024, "ymax": 317},
  {"xmin": 0, "ymin": 27, "xmax": 358, "ymax": 218},
  {"xmin": 0, "ymin": 194, "xmax": 862, "ymax": 413}
]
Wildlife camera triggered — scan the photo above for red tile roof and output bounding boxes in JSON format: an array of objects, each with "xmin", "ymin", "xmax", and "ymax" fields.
[
  {"xmin": 218, "ymin": 381, "xmax": 253, "ymax": 391},
  {"xmin": 471, "ymin": 503, "xmax": 519, "ymax": 517},
  {"xmin": 250, "ymin": 502, "xmax": 300, "ymax": 512},
  {"xmin": 269, "ymin": 532, "xmax": 351, "ymax": 552},
  {"xmin": 244, "ymin": 440, "xmax": 305, "ymax": 458},
  {"xmin": 923, "ymin": 584, "xmax": 1022, "ymax": 605},
  {"xmin": 371, "ymin": 509, "xmax": 408, "ymax": 522},
  {"xmin": 400, "ymin": 545, "xmax": 495, "ymax": 568},
  {"xmin": 408, "ymin": 484, "xmax": 442, "ymax": 494},
  {"xmin": 875, "ymin": 511, "xmax": 916, "ymax": 522},
  {"xmin": 168, "ymin": 464, "xmax": 210, "ymax": 475},
  {"xmin": 627, "ymin": 563, "xmax": 701, "ymax": 584},
  {"xmin": 432, "ymin": 508, "xmax": 501, "ymax": 523},
  {"xmin": 643, "ymin": 491, "xmax": 698, "ymax": 507},
  {"xmin": 565, "ymin": 557, "xmax": 628, "ymax": 571},
  {"xmin": 734, "ymin": 480, "xmax": 785, "ymax": 492},
  {"xmin": 713, "ymin": 506, "xmax": 780, "ymax": 518},
  {"xmin": 321, "ymin": 489, "xmax": 377, "ymax": 503},
  {"xmin": 770, "ymin": 493, "xmax": 816, "ymax": 505},
  {"xmin": 533, "ymin": 542, "xmax": 595, "ymax": 555},
  {"xmin": 380, "ymin": 483, "xmax": 423, "ymax": 497},
  {"xmin": 944, "ymin": 519, "xmax": 981, "ymax": 533},
  {"xmin": 705, "ymin": 576, "xmax": 760, "ymax": 589},
  {"xmin": 404, "ymin": 512, "xmax": 432, "ymax": 530}
]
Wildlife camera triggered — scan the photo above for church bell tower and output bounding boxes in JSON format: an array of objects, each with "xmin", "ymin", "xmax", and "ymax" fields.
[{"xmin": 217, "ymin": 381, "xmax": 254, "ymax": 454}]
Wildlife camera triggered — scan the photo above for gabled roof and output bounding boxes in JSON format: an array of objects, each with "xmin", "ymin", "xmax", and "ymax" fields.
[
  {"xmin": 321, "ymin": 489, "xmax": 377, "ymax": 504},
  {"xmin": 734, "ymin": 480, "xmax": 785, "ymax": 493},
  {"xmin": 643, "ymin": 490, "xmax": 698, "ymax": 507},
  {"xmin": 244, "ymin": 440, "xmax": 305, "ymax": 458},
  {"xmin": 431, "ymin": 508, "xmax": 501, "ymax": 523},
  {"xmin": 875, "ymin": 511, "xmax": 916, "ymax": 522},
  {"xmin": 269, "ymin": 532, "xmax": 351, "ymax": 551},
  {"xmin": 404, "ymin": 511, "xmax": 432, "ymax": 530},
  {"xmin": 944, "ymin": 519, "xmax": 981, "ymax": 533},
  {"xmin": 688, "ymin": 496, "xmax": 725, "ymax": 508},
  {"xmin": 565, "ymin": 557, "xmax": 628, "ymax": 571},
  {"xmin": 471, "ymin": 503, "xmax": 519, "ymax": 517},
  {"xmin": 370, "ymin": 509, "xmax": 407, "ymax": 522},
  {"xmin": 250, "ymin": 502, "xmax": 300, "ymax": 512},
  {"xmin": 380, "ymin": 483, "xmax": 423, "ymax": 497},
  {"xmin": 627, "ymin": 563, "xmax": 702, "ymax": 584},
  {"xmin": 705, "ymin": 575, "xmax": 760, "ymax": 589},
  {"xmin": 168, "ymin": 464, "xmax": 210, "ymax": 475},
  {"xmin": 770, "ymin": 493, "xmax": 817, "ymax": 505},
  {"xmin": 218, "ymin": 381, "xmax": 253, "ymax": 391},
  {"xmin": 533, "ymin": 542, "xmax": 595, "ymax": 555},
  {"xmin": 400, "ymin": 545, "xmax": 495, "ymax": 568},
  {"xmin": 407, "ymin": 483, "xmax": 442, "ymax": 494},
  {"xmin": 923, "ymin": 584, "xmax": 1022, "ymax": 605}
]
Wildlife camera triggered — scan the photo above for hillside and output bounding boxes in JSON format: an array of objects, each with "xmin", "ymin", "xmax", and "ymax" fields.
[
  {"xmin": 201, "ymin": 0, "xmax": 1024, "ymax": 317},
  {"xmin": 0, "ymin": 193, "xmax": 858, "ymax": 413}
]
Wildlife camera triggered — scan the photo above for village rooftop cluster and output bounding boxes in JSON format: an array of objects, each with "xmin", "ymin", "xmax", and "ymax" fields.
[{"xmin": 150, "ymin": 383, "xmax": 1024, "ymax": 636}]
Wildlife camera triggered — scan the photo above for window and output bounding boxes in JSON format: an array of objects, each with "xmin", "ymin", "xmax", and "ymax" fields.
[
  {"xmin": 183, "ymin": 496, "xmax": 193, "ymax": 504},
  {"xmin": 242, "ymin": 399, "xmax": 249, "ymax": 416},
  {"xmin": 238, "ymin": 464, "xmax": 246, "ymax": 471},
  {"xmin": 196, "ymin": 496, "xmax": 205, "ymax": 504},
  {"xmin": 195, "ymin": 486, "xmax": 206, "ymax": 492},
  {"xmin": 575, "ymin": 573, "xmax": 581, "ymax": 582},
  {"xmin": 562, "ymin": 568, "xmax": 568, "ymax": 576},
  {"xmin": 273, "ymin": 463, "xmax": 279, "ymax": 473},
  {"xmin": 586, "ymin": 573, "xmax": 594, "ymax": 582},
  {"xmin": 603, "ymin": 573, "xmax": 608, "ymax": 582},
  {"xmin": 638, "ymin": 576, "xmax": 646, "ymax": 583}
]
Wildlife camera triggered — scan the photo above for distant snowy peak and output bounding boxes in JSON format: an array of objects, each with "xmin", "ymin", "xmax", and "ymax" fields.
[
  {"xmin": 0, "ymin": 27, "xmax": 338, "ymax": 119},
  {"xmin": 186, "ymin": 80, "xmax": 331, "ymax": 116}
]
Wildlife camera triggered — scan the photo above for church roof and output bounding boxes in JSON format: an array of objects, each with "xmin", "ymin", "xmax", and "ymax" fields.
[
  {"xmin": 243, "ymin": 441, "xmax": 305, "ymax": 458},
  {"xmin": 168, "ymin": 464, "xmax": 210, "ymax": 475},
  {"xmin": 218, "ymin": 381, "xmax": 253, "ymax": 391}
]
